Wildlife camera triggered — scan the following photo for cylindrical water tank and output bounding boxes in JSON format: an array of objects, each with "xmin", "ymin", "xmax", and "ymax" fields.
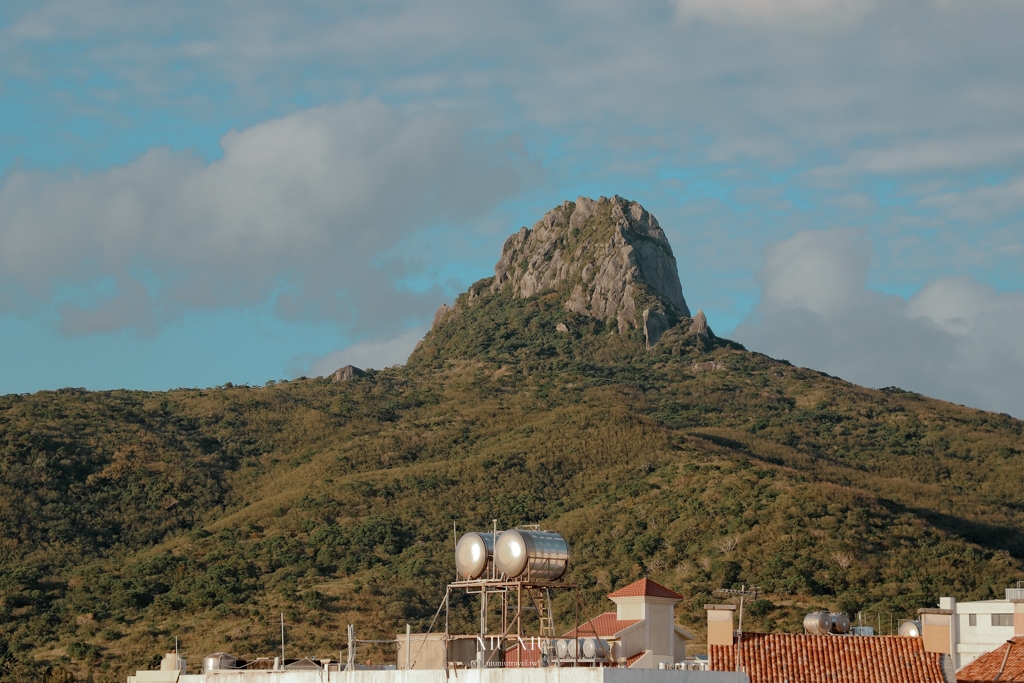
[
  {"xmin": 804, "ymin": 612, "xmax": 833, "ymax": 635},
  {"xmin": 566, "ymin": 638, "xmax": 578, "ymax": 659},
  {"xmin": 898, "ymin": 620, "xmax": 922, "ymax": 637},
  {"xmin": 555, "ymin": 639, "xmax": 570, "ymax": 660},
  {"xmin": 831, "ymin": 613, "xmax": 851, "ymax": 634},
  {"xmin": 494, "ymin": 530, "xmax": 570, "ymax": 580},
  {"xmin": 581, "ymin": 638, "xmax": 610, "ymax": 659},
  {"xmin": 203, "ymin": 653, "xmax": 236, "ymax": 672},
  {"xmin": 455, "ymin": 531, "xmax": 501, "ymax": 580}
]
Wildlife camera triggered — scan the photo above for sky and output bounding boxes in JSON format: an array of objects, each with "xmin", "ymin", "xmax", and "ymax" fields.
[{"xmin": 2, "ymin": 1, "xmax": 1024, "ymax": 417}]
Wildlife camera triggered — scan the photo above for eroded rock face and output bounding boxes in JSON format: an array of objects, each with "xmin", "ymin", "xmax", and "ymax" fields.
[
  {"xmin": 643, "ymin": 309, "xmax": 669, "ymax": 349},
  {"xmin": 492, "ymin": 195, "xmax": 690, "ymax": 333}
]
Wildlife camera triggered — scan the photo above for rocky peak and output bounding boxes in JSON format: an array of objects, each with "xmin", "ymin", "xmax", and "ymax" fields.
[
  {"xmin": 332, "ymin": 365, "xmax": 366, "ymax": 382},
  {"xmin": 492, "ymin": 195, "xmax": 690, "ymax": 334},
  {"xmin": 689, "ymin": 309, "xmax": 712, "ymax": 337}
]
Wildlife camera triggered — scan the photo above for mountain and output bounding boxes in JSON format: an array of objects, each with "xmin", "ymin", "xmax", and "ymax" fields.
[{"xmin": 2, "ymin": 196, "xmax": 1023, "ymax": 683}]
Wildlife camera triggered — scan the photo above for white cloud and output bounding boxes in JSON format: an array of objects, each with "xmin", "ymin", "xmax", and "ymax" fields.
[
  {"xmin": 0, "ymin": 99, "xmax": 528, "ymax": 336},
  {"xmin": 303, "ymin": 326, "xmax": 428, "ymax": 376},
  {"xmin": 734, "ymin": 229, "xmax": 1024, "ymax": 417},
  {"xmin": 672, "ymin": 0, "xmax": 876, "ymax": 28},
  {"xmin": 756, "ymin": 228, "xmax": 871, "ymax": 316}
]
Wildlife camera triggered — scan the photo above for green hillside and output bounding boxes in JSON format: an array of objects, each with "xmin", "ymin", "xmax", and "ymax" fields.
[{"xmin": 2, "ymin": 199, "xmax": 1023, "ymax": 683}]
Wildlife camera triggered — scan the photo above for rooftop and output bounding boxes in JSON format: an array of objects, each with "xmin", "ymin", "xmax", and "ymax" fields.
[
  {"xmin": 958, "ymin": 636, "xmax": 1024, "ymax": 683},
  {"xmin": 709, "ymin": 632, "xmax": 947, "ymax": 683},
  {"xmin": 563, "ymin": 612, "xmax": 640, "ymax": 638},
  {"xmin": 607, "ymin": 578, "xmax": 684, "ymax": 600}
]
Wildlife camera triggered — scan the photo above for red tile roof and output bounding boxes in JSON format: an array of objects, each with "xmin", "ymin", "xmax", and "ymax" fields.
[
  {"xmin": 564, "ymin": 612, "xmax": 641, "ymax": 638},
  {"xmin": 625, "ymin": 652, "xmax": 646, "ymax": 667},
  {"xmin": 958, "ymin": 636, "xmax": 1024, "ymax": 682},
  {"xmin": 709, "ymin": 633, "xmax": 947, "ymax": 683},
  {"xmin": 607, "ymin": 578, "xmax": 684, "ymax": 600}
]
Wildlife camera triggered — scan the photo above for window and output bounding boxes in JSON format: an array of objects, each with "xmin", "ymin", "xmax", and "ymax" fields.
[
  {"xmin": 969, "ymin": 614, "xmax": 977, "ymax": 626},
  {"xmin": 992, "ymin": 614, "xmax": 1014, "ymax": 627}
]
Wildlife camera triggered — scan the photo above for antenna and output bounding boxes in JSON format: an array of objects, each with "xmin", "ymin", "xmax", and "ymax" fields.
[{"xmin": 715, "ymin": 585, "xmax": 760, "ymax": 672}]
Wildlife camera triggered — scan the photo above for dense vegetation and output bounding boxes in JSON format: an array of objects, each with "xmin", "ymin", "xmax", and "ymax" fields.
[{"xmin": 2, "ymin": 280, "xmax": 1023, "ymax": 683}]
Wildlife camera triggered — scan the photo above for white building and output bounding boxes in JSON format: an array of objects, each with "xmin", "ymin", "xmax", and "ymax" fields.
[{"xmin": 926, "ymin": 587, "xmax": 1024, "ymax": 669}]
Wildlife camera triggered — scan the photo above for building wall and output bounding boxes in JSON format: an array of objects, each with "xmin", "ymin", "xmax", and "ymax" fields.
[
  {"xmin": 673, "ymin": 632, "xmax": 688, "ymax": 663},
  {"xmin": 646, "ymin": 604, "xmax": 673, "ymax": 657},
  {"xmin": 618, "ymin": 625, "xmax": 648, "ymax": 662},
  {"xmin": 134, "ymin": 667, "xmax": 748, "ymax": 683},
  {"xmin": 921, "ymin": 613, "xmax": 951, "ymax": 655},
  {"xmin": 707, "ymin": 611, "xmax": 734, "ymax": 648},
  {"xmin": 615, "ymin": 598, "xmax": 646, "ymax": 621},
  {"xmin": 396, "ymin": 635, "xmax": 447, "ymax": 670}
]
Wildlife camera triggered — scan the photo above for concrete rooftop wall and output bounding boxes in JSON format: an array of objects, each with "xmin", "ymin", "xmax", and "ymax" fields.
[{"xmin": 136, "ymin": 667, "xmax": 747, "ymax": 683}]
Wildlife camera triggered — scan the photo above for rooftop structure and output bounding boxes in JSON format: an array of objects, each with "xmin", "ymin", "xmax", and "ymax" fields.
[{"xmin": 561, "ymin": 578, "xmax": 694, "ymax": 669}]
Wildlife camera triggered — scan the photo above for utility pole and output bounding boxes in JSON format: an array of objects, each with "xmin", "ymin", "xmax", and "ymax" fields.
[
  {"xmin": 715, "ymin": 585, "xmax": 760, "ymax": 673},
  {"xmin": 348, "ymin": 624, "xmax": 356, "ymax": 671},
  {"xmin": 281, "ymin": 613, "xmax": 285, "ymax": 663}
]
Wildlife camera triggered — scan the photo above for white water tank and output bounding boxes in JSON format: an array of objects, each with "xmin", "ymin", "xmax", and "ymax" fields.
[{"xmin": 160, "ymin": 652, "xmax": 186, "ymax": 673}]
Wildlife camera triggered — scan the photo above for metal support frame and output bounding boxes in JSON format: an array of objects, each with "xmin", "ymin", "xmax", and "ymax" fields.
[{"xmin": 443, "ymin": 578, "xmax": 580, "ymax": 669}]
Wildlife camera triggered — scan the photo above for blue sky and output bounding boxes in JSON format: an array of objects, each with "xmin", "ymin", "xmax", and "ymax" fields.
[{"xmin": 3, "ymin": 0, "xmax": 1024, "ymax": 416}]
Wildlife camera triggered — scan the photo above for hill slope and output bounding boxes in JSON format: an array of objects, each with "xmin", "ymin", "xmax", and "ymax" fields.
[{"xmin": 2, "ymin": 197, "xmax": 1023, "ymax": 682}]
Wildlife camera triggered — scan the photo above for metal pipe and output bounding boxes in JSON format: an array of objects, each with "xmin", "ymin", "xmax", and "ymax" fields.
[
  {"xmin": 406, "ymin": 624, "xmax": 411, "ymax": 671},
  {"xmin": 993, "ymin": 639, "xmax": 1015, "ymax": 683}
]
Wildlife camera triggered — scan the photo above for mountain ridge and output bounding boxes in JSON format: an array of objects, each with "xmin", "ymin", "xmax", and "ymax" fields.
[{"xmin": 1, "ymin": 196, "xmax": 1023, "ymax": 683}]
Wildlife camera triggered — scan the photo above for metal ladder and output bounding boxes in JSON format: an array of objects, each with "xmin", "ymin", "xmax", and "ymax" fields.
[{"xmin": 534, "ymin": 588, "xmax": 556, "ymax": 638}]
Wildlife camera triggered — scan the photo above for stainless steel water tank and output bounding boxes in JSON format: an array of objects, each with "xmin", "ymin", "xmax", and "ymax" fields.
[
  {"xmin": 555, "ymin": 639, "xmax": 570, "ymax": 659},
  {"xmin": 203, "ymin": 653, "xmax": 236, "ymax": 672},
  {"xmin": 455, "ymin": 531, "xmax": 501, "ymax": 580},
  {"xmin": 493, "ymin": 530, "xmax": 569, "ymax": 580},
  {"xmin": 803, "ymin": 612, "xmax": 833, "ymax": 635},
  {"xmin": 581, "ymin": 638, "xmax": 610, "ymax": 659},
  {"xmin": 831, "ymin": 613, "xmax": 851, "ymax": 634},
  {"xmin": 898, "ymin": 620, "xmax": 922, "ymax": 637}
]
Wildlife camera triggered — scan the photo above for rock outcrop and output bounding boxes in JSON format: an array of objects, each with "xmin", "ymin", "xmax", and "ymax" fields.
[
  {"xmin": 643, "ymin": 309, "xmax": 669, "ymax": 350},
  {"xmin": 332, "ymin": 365, "xmax": 366, "ymax": 382},
  {"xmin": 492, "ymin": 196, "xmax": 690, "ymax": 333},
  {"xmin": 689, "ymin": 309, "xmax": 712, "ymax": 338}
]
